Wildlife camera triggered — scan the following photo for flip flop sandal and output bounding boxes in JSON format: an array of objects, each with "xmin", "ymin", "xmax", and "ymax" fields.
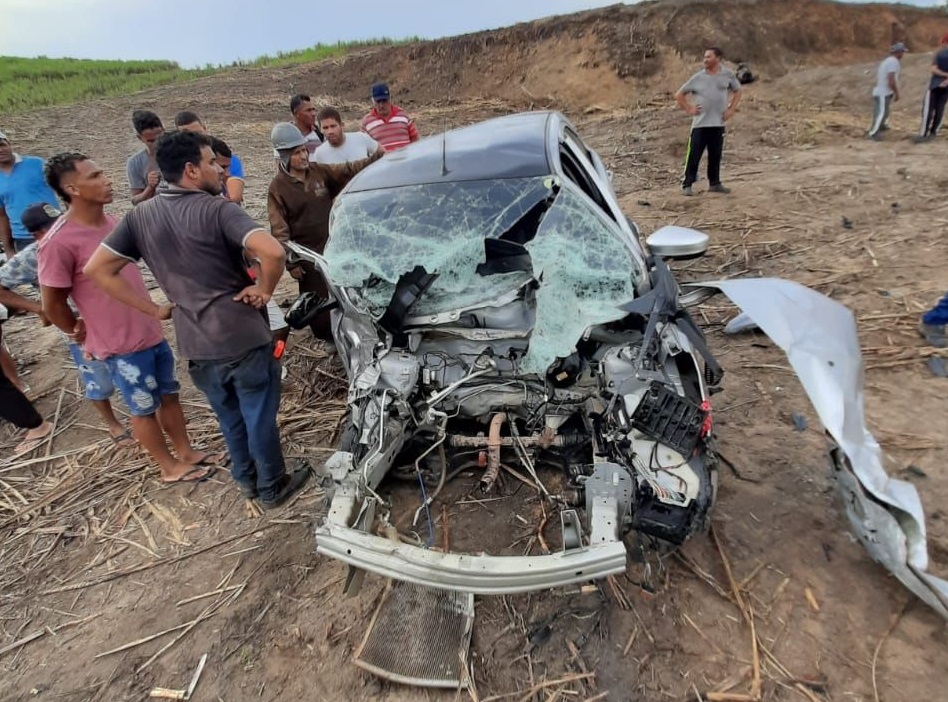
[
  {"xmin": 191, "ymin": 452, "xmax": 230, "ymax": 468},
  {"xmin": 110, "ymin": 429, "xmax": 137, "ymax": 448},
  {"xmin": 161, "ymin": 464, "xmax": 218, "ymax": 485}
]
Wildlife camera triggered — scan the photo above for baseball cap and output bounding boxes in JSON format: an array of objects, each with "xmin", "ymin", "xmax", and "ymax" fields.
[
  {"xmin": 890, "ymin": 42, "xmax": 908, "ymax": 53},
  {"xmin": 21, "ymin": 203, "xmax": 62, "ymax": 234},
  {"xmin": 371, "ymin": 83, "xmax": 391, "ymax": 101},
  {"xmin": 0, "ymin": 130, "xmax": 8, "ymax": 143}
]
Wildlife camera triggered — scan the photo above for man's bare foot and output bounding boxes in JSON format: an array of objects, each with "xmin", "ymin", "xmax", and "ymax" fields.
[
  {"xmin": 160, "ymin": 461, "xmax": 216, "ymax": 484},
  {"xmin": 14, "ymin": 421, "xmax": 54, "ymax": 456}
]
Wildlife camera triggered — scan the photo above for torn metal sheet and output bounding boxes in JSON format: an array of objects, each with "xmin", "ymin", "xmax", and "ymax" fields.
[{"xmin": 687, "ymin": 277, "xmax": 948, "ymax": 618}]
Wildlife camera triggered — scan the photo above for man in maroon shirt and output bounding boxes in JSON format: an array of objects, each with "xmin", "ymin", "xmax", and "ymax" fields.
[
  {"xmin": 360, "ymin": 83, "xmax": 420, "ymax": 152},
  {"xmin": 40, "ymin": 152, "xmax": 217, "ymax": 483}
]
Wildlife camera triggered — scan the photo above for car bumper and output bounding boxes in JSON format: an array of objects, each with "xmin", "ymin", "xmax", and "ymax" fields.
[{"xmin": 315, "ymin": 523, "xmax": 628, "ymax": 595}]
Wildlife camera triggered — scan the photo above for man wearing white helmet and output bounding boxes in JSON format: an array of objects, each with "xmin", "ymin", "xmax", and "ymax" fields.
[{"xmin": 267, "ymin": 122, "xmax": 381, "ymax": 340}]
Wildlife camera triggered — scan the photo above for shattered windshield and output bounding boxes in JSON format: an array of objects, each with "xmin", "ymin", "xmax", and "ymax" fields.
[{"xmin": 327, "ymin": 176, "xmax": 642, "ymax": 372}]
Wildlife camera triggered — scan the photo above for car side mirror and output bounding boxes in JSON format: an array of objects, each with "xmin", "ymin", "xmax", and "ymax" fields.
[{"xmin": 646, "ymin": 226, "xmax": 710, "ymax": 260}]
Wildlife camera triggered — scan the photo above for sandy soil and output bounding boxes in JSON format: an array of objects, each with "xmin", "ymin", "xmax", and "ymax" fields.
[{"xmin": 1, "ymin": 4, "xmax": 947, "ymax": 701}]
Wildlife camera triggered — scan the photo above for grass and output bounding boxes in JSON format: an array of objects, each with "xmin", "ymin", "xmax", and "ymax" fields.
[
  {"xmin": 0, "ymin": 56, "xmax": 216, "ymax": 114},
  {"xmin": 0, "ymin": 37, "xmax": 422, "ymax": 114}
]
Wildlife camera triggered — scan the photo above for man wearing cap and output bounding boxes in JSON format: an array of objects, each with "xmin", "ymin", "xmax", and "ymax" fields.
[
  {"xmin": 868, "ymin": 43, "xmax": 907, "ymax": 140},
  {"xmin": 360, "ymin": 83, "xmax": 420, "ymax": 152},
  {"xmin": 268, "ymin": 122, "xmax": 380, "ymax": 341},
  {"xmin": 0, "ymin": 130, "xmax": 60, "ymax": 256},
  {"xmin": 0, "ymin": 202, "xmax": 136, "ymax": 448},
  {"xmin": 916, "ymin": 33, "xmax": 948, "ymax": 143}
]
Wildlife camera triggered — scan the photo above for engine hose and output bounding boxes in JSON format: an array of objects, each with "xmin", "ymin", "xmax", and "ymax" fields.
[{"xmin": 482, "ymin": 412, "xmax": 507, "ymax": 493}]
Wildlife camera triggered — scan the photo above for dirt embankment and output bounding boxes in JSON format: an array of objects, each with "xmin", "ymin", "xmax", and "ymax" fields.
[{"xmin": 267, "ymin": 0, "xmax": 948, "ymax": 111}]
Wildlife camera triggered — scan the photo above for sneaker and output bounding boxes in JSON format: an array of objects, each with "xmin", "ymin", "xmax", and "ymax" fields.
[
  {"xmin": 237, "ymin": 482, "xmax": 258, "ymax": 500},
  {"xmin": 681, "ymin": 185, "xmax": 694, "ymax": 196},
  {"xmin": 919, "ymin": 322, "xmax": 947, "ymax": 348},
  {"xmin": 913, "ymin": 135, "xmax": 931, "ymax": 144},
  {"xmin": 708, "ymin": 184, "xmax": 731, "ymax": 194},
  {"xmin": 259, "ymin": 463, "xmax": 312, "ymax": 509}
]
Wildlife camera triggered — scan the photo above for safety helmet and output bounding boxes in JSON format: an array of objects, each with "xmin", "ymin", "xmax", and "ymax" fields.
[{"xmin": 270, "ymin": 122, "xmax": 307, "ymax": 151}]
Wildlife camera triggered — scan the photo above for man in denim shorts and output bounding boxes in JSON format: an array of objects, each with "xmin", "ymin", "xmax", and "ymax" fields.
[
  {"xmin": 39, "ymin": 153, "xmax": 218, "ymax": 483},
  {"xmin": 0, "ymin": 202, "xmax": 135, "ymax": 447}
]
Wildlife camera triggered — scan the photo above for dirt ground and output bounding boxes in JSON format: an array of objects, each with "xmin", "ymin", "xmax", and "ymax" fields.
[{"xmin": 2, "ymin": 4, "xmax": 948, "ymax": 701}]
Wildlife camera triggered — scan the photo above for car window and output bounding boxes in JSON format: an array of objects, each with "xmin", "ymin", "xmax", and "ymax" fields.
[
  {"xmin": 559, "ymin": 135, "xmax": 614, "ymax": 221},
  {"xmin": 327, "ymin": 176, "xmax": 642, "ymax": 340}
]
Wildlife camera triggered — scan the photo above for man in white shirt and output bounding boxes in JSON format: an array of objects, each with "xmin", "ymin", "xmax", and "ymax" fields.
[
  {"xmin": 868, "ymin": 42, "xmax": 907, "ymax": 140},
  {"xmin": 313, "ymin": 107, "xmax": 385, "ymax": 191}
]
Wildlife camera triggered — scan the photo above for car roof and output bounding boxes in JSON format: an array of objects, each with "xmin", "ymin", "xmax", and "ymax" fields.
[{"xmin": 345, "ymin": 111, "xmax": 560, "ymax": 192}]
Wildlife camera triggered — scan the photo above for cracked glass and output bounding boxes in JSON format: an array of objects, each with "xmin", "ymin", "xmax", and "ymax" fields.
[{"xmin": 327, "ymin": 177, "xmax": 641, "ymax": 373}]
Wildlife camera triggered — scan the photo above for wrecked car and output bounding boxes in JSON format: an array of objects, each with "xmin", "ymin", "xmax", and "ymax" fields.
[{"xmin": 286, "ymin": 111, "xmax": 948, "ymax": 616}]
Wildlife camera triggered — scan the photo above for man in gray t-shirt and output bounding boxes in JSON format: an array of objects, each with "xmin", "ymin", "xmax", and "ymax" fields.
[
  {"xmin": 85, "ymin": 130, "xmax": 311, "ymax": 509},
  {"xmin": 675, "ymin": 47, "xmax": 742, "ymax": 195}
]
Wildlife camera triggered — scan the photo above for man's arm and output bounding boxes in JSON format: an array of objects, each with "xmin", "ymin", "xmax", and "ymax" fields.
[
  {"xmin": 675, "ymin": 90, "xmax": 701, "ymax": 116},
  {"xmin": 888, "ymin": 71, "xmax": 900, "ymax": 101},
  {"xmin": 724, "ymin": 88, "xmax": 743, "ymax": 121},
  {"xmin": 0, "ymin": 208, "xmax": 14, "ymax": 257},
  {"xmin": 931, "ymin": 59, "xmax": 948, "ymax": 78},
  {"xmin": 266, "ymin": 187, "xmax": 291, "ymax": 246},
  {"xmin": 226, "ymin": 178, "xmax": 245, "ymax": 204},
  {"xmin": 40, "ymin": 285, "xmax": 80, "ymax": 337},
  {"xmin": 0, "ymin": 286, "xmax": 43, "ymax": 316},
  {"xmin": 82, "ymin": 247, "xmax": 171, "ymax": 319},
  {"xmin": 244, "ymin": 229, "xmax": 285, "ymax": 297}
]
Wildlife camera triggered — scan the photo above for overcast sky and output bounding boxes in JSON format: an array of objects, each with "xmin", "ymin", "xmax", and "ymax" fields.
[{"xmin": 0, "ymin": 0, "xmax": 943, "ymax": 68}]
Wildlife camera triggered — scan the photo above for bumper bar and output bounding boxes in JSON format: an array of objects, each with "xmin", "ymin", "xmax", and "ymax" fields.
[{"xmin": 316, "ymin": 523, "xmax": 628, "ymax": 595}]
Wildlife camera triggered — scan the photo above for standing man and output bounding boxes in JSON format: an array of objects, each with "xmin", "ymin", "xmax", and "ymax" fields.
[
  {"xmin": 0, "ymin": 203, "xmax": 135, "ymax": 447},
  {"xmin": 0, "ymin": 130, "xmax": 60, "ymax": 255},
  {"xmin": 360, "ymin": 83, "xmax": 419, "ymax": 152},
  {"xmin": 868, "ymin": 43, "xmax": 907, "ymax": 140},
  {"xmin": 83, "ymin": 131, "xmax": 310, "ymax": 508},
  {"xmin": 175, "ymin": 110, "xmax": 247, "ymax": 204},
  {"xmin": 314, "ymin": 107, "xmax": 385, "ymax": 191},
  {"xmin": 268, "ymin": 122, "xmax": 378, "ymax": 341},
  {"xmin": 675, "ymin": 47, "xmax": 742, "ymax": 196},
  {"xmin": 126, "ymin": 110, "xmax": 165, "ymax": 205},
  {"xmin": 40, "ymin": 152, "xmax": 215, "ymax": 483},
  {"xmin": 274, "ymin": 94, "xmax": 323, "ymax": 162},
  {"xmin": 916, "ymin": 33, "xmax": 948, "ymax": 143}
]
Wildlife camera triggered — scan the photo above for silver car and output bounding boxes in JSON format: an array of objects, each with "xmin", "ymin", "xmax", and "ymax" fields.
[{"xmin": 286, "ymin": 111, "xmax": 948, "ymax": 616}]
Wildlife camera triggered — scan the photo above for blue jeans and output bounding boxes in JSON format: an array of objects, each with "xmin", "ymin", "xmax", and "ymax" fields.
[
  {"xmin": 923, "ymin": 291, "xmax": 948, "ymax": 326},
  {"xmin": 188, "ymin": 344, "xmax": 286, "ymax": 500},
  {"xmin": 105, "ymin": 340, "xmax": 180, "ymax": 416}
]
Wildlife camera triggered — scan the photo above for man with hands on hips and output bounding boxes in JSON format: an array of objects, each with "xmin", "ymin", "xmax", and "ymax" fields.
[{"xmin": 84, "ymin": 130, "xmax": 311, "ymax": 508}]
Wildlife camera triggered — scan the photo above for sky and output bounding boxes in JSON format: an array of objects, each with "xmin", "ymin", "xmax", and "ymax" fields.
[{"xmin": 0, "ymin": 0, "xmax": 943, "ymax": 68}]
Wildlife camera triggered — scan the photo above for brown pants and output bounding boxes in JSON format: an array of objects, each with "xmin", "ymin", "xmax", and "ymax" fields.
[{"xmin": 298, "ymin": 262, "xmax": 332, "ymax": 342}]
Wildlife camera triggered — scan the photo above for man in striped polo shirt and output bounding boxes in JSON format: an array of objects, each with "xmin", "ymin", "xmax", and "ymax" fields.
[{"xmin": 360, "ymin": 83, "xmax": 420, "ymax": 152}]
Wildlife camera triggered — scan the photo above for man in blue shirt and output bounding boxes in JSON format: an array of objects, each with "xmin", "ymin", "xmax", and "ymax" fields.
[{"xmin": 0, "ymin": 130, "xmax": 59, "ymax": 256}]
